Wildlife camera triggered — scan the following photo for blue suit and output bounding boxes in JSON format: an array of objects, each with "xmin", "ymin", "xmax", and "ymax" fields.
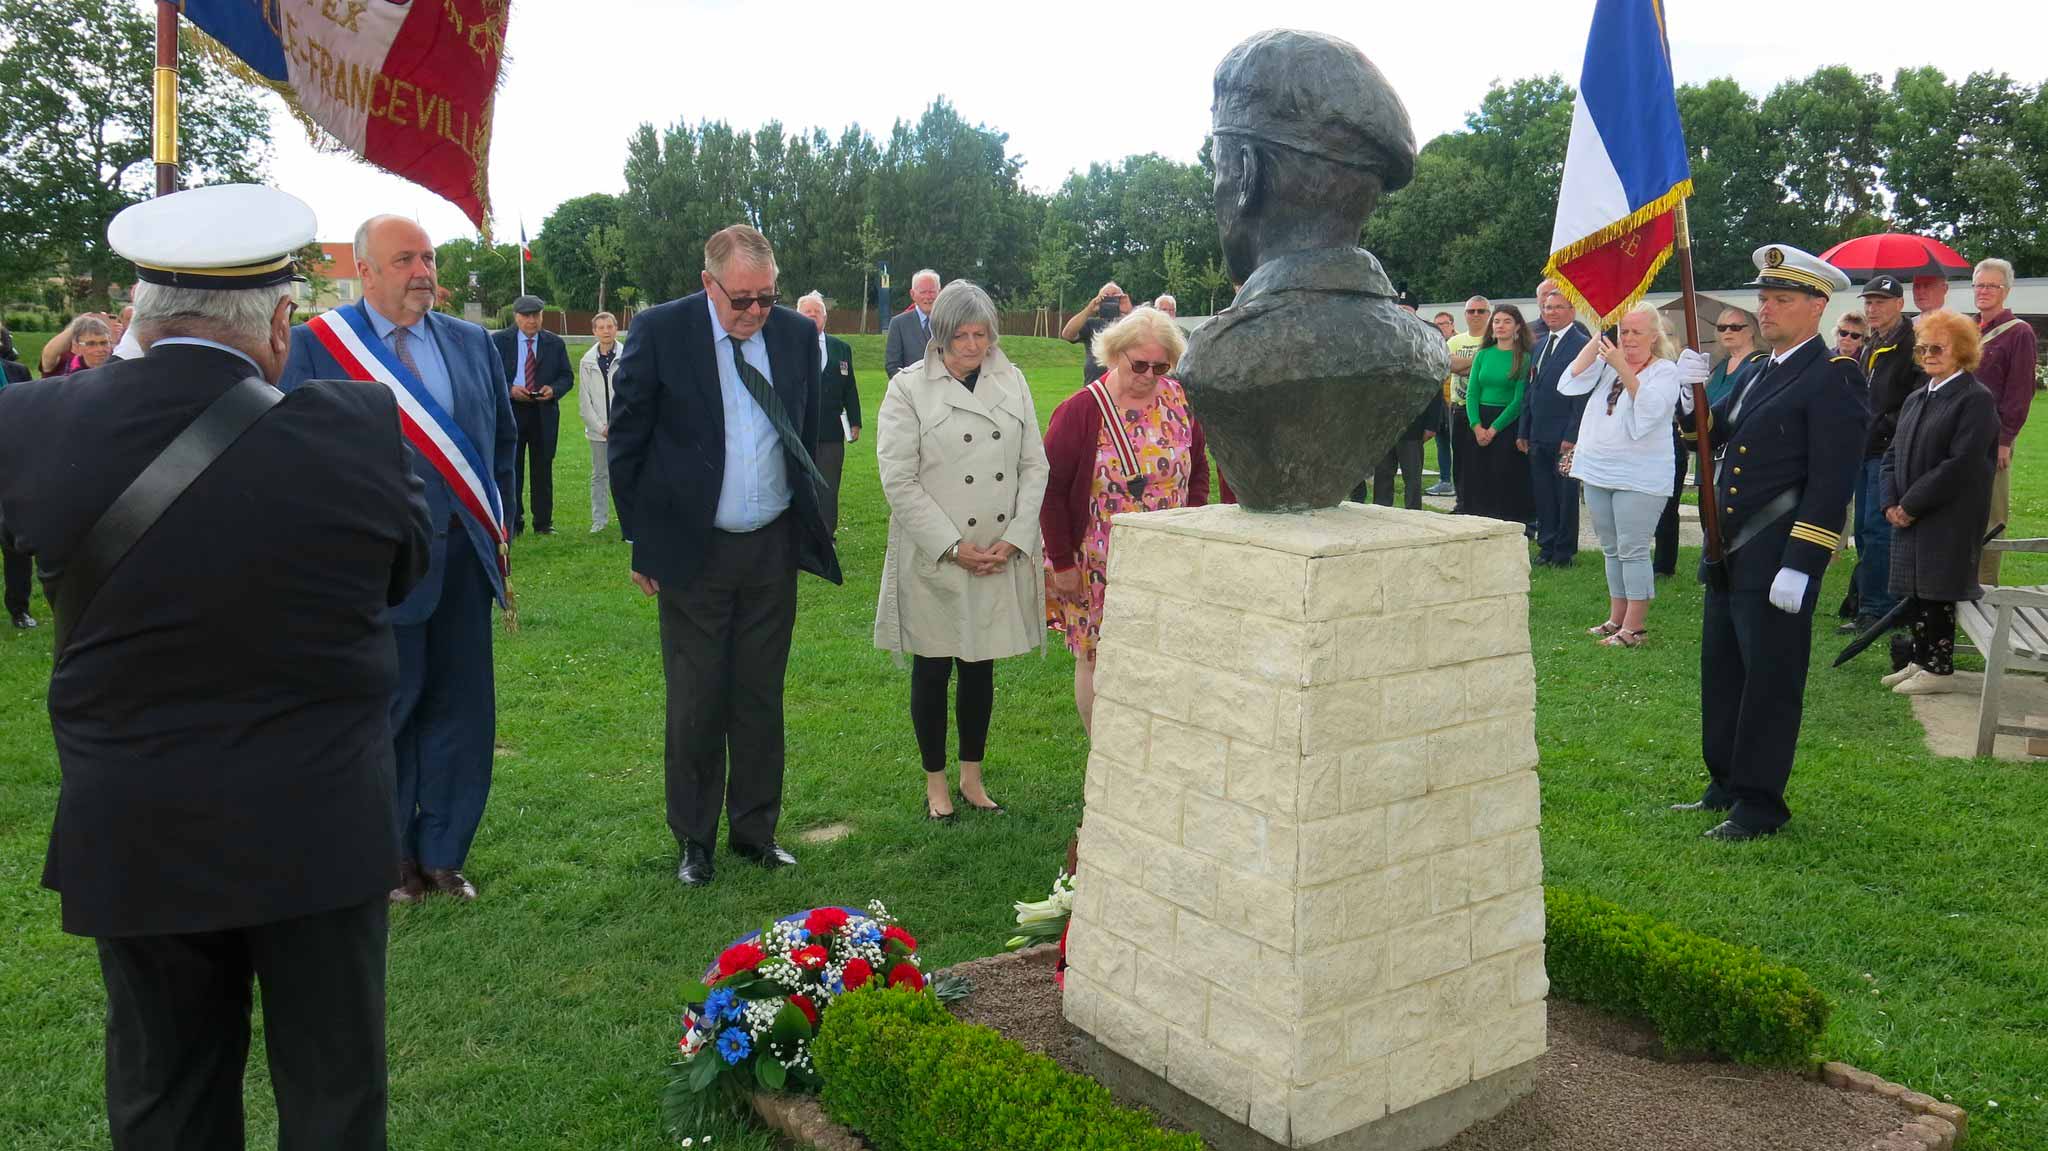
[
  {"xmin": 1518, "ymin": 323, "xmax": 1592, "ymax": 563},
  {"xmin": 281, "ymin": 302, "xmax": 517, "ymax": 871}
]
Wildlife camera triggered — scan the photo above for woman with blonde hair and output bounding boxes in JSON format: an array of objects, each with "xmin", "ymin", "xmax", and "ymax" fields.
[
  {"xmin": 1041, "ymin": 306, "xmax": 1210, "ymax": 732},
  {"xmin": 1556, "ymin": 303, "xmax": 1696, "ymax": 647},
  {"xmin": 1881, "ymin": 309, "xmax": 2000, "ymax": 694},
  {"xmin": 874, "ymin": 281, "xmax": 1049, "ymax": 819}
]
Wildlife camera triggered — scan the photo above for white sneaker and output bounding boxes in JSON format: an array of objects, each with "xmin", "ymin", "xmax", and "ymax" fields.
[
  {"xmin": 1881, "ymin": 663, "xmax": 1924, "ymax": 688},
  {"xmin": 1893, "ymin": 669, "xmax": 1962, "ymax": 695}
]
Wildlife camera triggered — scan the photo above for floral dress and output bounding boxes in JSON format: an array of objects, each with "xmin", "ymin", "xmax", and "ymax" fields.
[{"xmin": 1045, "ymin": 379, "xmax": 1201, "ymax": 658}]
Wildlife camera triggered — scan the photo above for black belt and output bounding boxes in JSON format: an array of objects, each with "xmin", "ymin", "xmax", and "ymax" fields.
[{"xmin": 1722, "ymin": 488, "xmax": 1800, "ymax": 555}]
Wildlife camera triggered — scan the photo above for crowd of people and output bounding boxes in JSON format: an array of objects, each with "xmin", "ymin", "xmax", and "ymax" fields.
[{"xmin": 0, "ymin": 168, "xmax": 2042, "ymax": 1145}]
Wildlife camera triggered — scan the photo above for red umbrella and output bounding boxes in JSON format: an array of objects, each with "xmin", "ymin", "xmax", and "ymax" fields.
[{"xmin": 1819, "ymin": 233, "xmax": 1971, "ymax": 281}]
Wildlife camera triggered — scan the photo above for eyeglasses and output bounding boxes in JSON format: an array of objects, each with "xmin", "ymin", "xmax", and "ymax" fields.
[
  {"xmin": 1126, "ymin": 358, "xmax": 1172, "ymax": 377},
  {"xmin": 1972, "ymin": 282, "xmax": 2006, "ymax": 291},
  {"xmin": 1464, "ymin": 307, "xmax": 1489, "ymax": 314},
  {"xmin": 1714, "ymin": 323, "xmax": 1748, "ymax": 333},
  {"xmin": 1835, "ymin": 329, "xmax": 1865, "ymax": 340},
  {"xmin": 709, "ymin": 273, "xmax": 778, "ymax": 313},
  {"xmin": 1913, "ymin": 343, "xmax": 1948, "ymax": 357}
]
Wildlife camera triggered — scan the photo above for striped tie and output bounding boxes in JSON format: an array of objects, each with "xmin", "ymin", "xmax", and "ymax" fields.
[
  {"xmin": 392, "ymin": 326, "xmax": 423, "ymax": 380},
  {"xmin": 729, "ymin": 336, "xmax": 827, "ymax": 492},
  {"xmin": 525, "ymin": 335, "xmax": 538, "ymax": 391}
]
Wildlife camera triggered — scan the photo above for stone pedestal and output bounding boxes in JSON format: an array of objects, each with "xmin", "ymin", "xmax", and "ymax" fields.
[
  {"xmin": 1063, "ymin": 503, "xmax": 1547, "ymax": 1150},
  {"xmin": 463, "ymin": 300, "xmax": 485, "ymax": 324}
]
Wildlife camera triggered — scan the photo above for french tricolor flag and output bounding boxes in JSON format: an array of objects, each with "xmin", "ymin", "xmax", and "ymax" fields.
[
  {"xmin": 181, "ymin": 0, "xmax": 508, "ymax": 235},
  {"xmin": 1545, "ymin": 0, "xmax": 1694, "ymax": 326}
]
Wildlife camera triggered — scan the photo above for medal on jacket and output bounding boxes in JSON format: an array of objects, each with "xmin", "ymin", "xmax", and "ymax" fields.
[{"xmin": 1086, "ymin": 378, "xmax": 1148, "ymax": 501}]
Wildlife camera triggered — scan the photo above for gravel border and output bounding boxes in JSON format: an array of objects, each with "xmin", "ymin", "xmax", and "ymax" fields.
[{"xmin": 743, "ymin": 947, "xmax": 1969, "ymax": 1151}]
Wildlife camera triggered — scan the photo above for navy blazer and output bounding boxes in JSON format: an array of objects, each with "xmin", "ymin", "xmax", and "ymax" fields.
[
  {"xmin": 491, "ymin": 326, "xmax": 575, "ymax": 401},
  {"xmin": 1519, "ymin": 322, "xmax": 1592, "ymax": 445},
  {"xmin": 608, "ymin": 292, "xmax": 842, "ymax": 591},
  {"xmin": 281, "ymin": 302, "xmax": 518, "ymax": 624}
]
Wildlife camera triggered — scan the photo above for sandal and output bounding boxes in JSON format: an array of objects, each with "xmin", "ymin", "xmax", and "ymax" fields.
[
  {"xmin": 958, "ymin": 792, "xmax": 1007, "ymax": 816},
  {"xmin": 1600, "ymin": 628, "xmax": 1645, "ymax": 648},
  {"xmin": 1587, "ymin": 620, "xmax": 1623, "ymax": 637}
]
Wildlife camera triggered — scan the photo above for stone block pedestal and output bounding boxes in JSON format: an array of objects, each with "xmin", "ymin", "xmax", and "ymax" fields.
[{"xmin": 1062, "ymin": 503, "xmax": 1547, "ymax": 1150}]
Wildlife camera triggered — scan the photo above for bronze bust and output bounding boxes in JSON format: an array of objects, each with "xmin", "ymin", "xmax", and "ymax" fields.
[{"xmin": 1179, "ymin": 29, "xmax": 1450, "ymax": 511}]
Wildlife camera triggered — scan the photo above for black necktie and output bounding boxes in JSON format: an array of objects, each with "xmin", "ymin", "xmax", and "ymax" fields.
[
  {"xmin": 1730, "ymin": 359, "xmax": 1771, "ymax": 422},
  {"xmin": 1536, "ymin": 333, "xmax": 1559, "ymax": 376},
  {"xmin": 728, "ymin": 336, "xmax": 827, "ymax": 491}
]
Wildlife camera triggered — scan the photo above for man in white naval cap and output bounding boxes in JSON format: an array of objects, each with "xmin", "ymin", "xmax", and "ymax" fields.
[
  {"xmin": 1672, "ymin": 243, "xmax": 1866, "ymax": 841},
  {"xmin": 0, "ymin": 184, "xmax": 431, "ymax": 1148}
]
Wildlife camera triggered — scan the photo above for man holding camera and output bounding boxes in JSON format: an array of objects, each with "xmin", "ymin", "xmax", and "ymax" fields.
[{"xmin": 1061, "ymin": 281, "xmax": 1131, "ymax": 384}]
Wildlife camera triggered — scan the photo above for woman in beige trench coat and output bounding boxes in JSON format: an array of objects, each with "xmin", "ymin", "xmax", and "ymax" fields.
[{"xmin": 874, "ymin": 281, "xmax": 1049, "ymax": 821}]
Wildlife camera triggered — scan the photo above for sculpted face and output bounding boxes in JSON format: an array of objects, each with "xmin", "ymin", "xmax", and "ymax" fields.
[{"xmin": 1212, "ymin": 141, "xmax": 1260, "ymax": 284}]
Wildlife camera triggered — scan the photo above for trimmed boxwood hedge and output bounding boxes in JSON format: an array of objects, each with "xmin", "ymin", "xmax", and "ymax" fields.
[
  {"xmin": 811, "ymin": 986, "xmax": 1202, "ymax": 1151},
  {"xmin": 1546, "ymin": 889, "xmax": 1830, "ymax": 1066}
]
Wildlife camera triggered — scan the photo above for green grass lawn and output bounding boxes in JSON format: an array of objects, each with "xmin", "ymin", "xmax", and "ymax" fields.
[{"xmin": 4, "ymin": 334, "xmax": 2047, "ymax": 1149}]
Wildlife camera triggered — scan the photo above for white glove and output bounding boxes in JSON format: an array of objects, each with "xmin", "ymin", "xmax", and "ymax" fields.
[
  {"xmin": 1768, "ymin": 567, "xmax": 1809, "ymax": 614},
  {"xmin": 1677, "ymin": 383, "xmax": 1694, "ymax": 416},
  {"xmin": 1676, "ymin": 348, "xmax": 1712, "ymax": 387}
]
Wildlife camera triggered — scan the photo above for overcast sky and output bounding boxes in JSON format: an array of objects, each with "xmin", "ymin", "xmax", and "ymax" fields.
[{"xmin": 261, "ymin": 0, "xmax": 2048, "ymax": 244}]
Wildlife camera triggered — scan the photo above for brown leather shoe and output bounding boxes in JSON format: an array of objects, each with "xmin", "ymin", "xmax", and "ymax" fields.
[
  {"xmin": 390, "ymin": 860, "xmax": 426, "ymax": 905},
  {"xmin": 421, "ymin": 867, "xmax": 478, "ymax": 901}
]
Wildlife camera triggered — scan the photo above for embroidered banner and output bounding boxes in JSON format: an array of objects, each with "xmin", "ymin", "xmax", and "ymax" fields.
[{"xmin": 182, "ymin": 0, "xmax": 508, "ymax": 234}]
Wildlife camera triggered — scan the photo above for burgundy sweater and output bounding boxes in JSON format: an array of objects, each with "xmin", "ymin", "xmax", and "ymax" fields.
[
  {"xmin": 1977, "ymin": 309, "xmax": 2039, "ymax": 447},
  {"xmin": 1039, "ymin": 382, "xmax": 1210, "ymax": 571}
]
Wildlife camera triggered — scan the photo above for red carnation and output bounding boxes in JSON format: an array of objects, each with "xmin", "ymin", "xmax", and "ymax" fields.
[
  {"xmin": 805, "ymin": 907, "xmax": 850, "ymax": 937},
  {"xmin": 792, "ymin": 945, "xmax": 830, "ymax": 971},
  {"xmin": 882, "ymin": 926, "xmax": 919, "ymax": 952},
  {"xmin": 841, "ymin": 958, "xmax": 874, "ymax": 990},
  {"xmin": 716, "ymin": 941, "xmax": 766, "ymax": 978},
  {"xmin": 790, "ymin": 994, "xmax": 820, "ymax": 1028},
  {"xmin": 887, "ymin": 962, "xmax": 925, "ymax": 991}
]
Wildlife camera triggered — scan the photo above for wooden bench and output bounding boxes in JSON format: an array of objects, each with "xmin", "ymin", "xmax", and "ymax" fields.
[{"xmin": 1962, "ymin": 537, "xmax": 2048, "ymax": 756}]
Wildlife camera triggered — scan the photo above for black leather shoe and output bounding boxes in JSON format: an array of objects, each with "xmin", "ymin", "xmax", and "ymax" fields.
[
  {"xmin": 1703, "ymin": 820, "xmax": 1775, "ymax": 841},
  {"xmin": 733, "ymin": 841, "xmax": 796, "ymax": 869},
  {"xmin": 535, "ymin": 526, "xmax": 555, "ymax": 536},
  {"xmin": 677, "ymin": 843, "xmax": 715, "ymax": 886},
  {"xmin": 1668, "ymin": 800, "xmax": 1728, "ymax": 813},
  {"xmin": 9, "ymin": 612, "xmax": 35, "ymax": 630}
]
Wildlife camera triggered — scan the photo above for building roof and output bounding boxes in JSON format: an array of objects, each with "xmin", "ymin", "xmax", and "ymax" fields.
[{"xmin": 309, "ymin": 242, "xmax": 356, "ymax": 276}]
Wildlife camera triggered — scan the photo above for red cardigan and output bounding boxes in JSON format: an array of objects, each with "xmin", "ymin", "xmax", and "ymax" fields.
[{"xmin": 1039, "ymin": 381, "xmax": 1212, "ymax": 571}]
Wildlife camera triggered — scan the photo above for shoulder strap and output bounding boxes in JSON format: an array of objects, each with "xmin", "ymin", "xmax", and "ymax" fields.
[
  {"xmin": 1085, "ymin": 378, "xmax": 1142, "ymax": 479},
  {"xmin": 50, "ymin": 377, "xmax": 283, "ymax": 657},
  {"xmin": 1983, "ymin": 317, "xmax": 2027, "ymax": 345}
]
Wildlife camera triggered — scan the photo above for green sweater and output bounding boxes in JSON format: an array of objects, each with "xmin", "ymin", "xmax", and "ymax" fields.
[{"xmin": 1465, "ymin": 345, "xmax": 1528, "ymax": 431}]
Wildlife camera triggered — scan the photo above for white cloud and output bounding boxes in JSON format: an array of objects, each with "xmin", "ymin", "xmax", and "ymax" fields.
[{"xmin": 259, "ymin": 0, "xmax": 2048, "ymax": 243}]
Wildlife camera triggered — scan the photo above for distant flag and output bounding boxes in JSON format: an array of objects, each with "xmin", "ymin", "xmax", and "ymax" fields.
[
  {"xmin": 1545, "ymin": 0, "xmax": 1693, "ymax": 326},
  {"xmin": 180, "ymin": 0, "xmax": 510, "ymax": 236},
  {"xmin": 519, "ymin": 222, "xmax": 533, "ymax": 263}
]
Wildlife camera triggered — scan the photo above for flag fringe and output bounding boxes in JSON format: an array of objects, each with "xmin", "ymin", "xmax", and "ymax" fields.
[{"xmin": 1544, "ymin": 181, "xmax": 1694, "ymax": 327}]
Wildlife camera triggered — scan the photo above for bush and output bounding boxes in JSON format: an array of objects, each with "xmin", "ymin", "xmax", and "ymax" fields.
[
  {"xmin": 5, "ymin": 310, "xmax": 64, "ymax": 333},
  {"xmin": 812, "ymin": 986, "xmax": 1201, "ymax": 1151},
  {"xmin": 1545, "ymin": 889, "xmax": 1830, "ymax": 1066}
]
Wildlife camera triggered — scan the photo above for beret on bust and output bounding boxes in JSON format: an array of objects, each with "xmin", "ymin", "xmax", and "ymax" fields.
[{"xmin": 1212, "ymin": 29, "xmax": 1418, "ymax": 193}]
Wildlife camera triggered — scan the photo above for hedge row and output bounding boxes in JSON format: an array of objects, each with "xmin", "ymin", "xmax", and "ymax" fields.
[
  {"xmin": 811, "ymin": 986, "xmax": 1201, "ymax": 1151},
  {"xmin": 1546, "ymin": 888, "xmax": 1831, "ymax": 1066}
]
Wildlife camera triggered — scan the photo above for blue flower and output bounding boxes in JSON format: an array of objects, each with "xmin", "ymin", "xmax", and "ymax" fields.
[
  {"xmin": 703, "ymin": 988, "xmax": 743, "ymax": 1022},
  {"xmin": 717, "ymin": 1027, "xmax": 752, "ymax": 1064},
  {"xmin": 851, "ymin": 923, "xmax": 882, "ymax": 947}
]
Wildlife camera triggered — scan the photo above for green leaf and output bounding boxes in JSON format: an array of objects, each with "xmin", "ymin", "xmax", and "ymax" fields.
[
  {"xmin": 686, "ymin": 1049, "xmax": 722, "ymax": 1091},
  {"xmin": 755, "ymin": 1055, "xmax": 787, "ymax": 1091},
  {"xmin": 771, "ymin": 1001, "xmax": 814, "ymax": 1046}
]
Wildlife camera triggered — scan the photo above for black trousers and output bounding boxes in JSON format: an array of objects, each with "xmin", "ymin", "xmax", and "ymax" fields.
[
  {"xmin": 1355, "ymin": 433, "xmax": 1425, "ymax": 509},
  {"xmin": 657, "ymin": 515, "xmax": 798, "ymax": 853},
  {"xmin": 2, "ymin": 534, "xmax": 29, "ymax": 617},
  {"xmin": 1907, "ymin": 599, "xmax": 1958, "ymax": 675},
  {"xmin": 910, "ymin": 656, "xmax": 994, "ymax": 773},
  {"xmin": 1528, "ymin": 441, "xmax": 1580, "ymax": 561},
  {"xmin": 814, "ymin": 439, "xmax": 845, "ymax": 537},
  {"xmin": 1699, "ymin": 585, "xmax": 1814, "ymax": 832},
  {"xmin": 511, "ymin": 401, "xmax": 560, "ymax": 532},
  {"xmin": 1653, "ymin": 426, "xmax": 1690, "ymax": 575},
  {"xmin": 96, "ymin": 899, "xmax": 387, "ymax": 1151}
]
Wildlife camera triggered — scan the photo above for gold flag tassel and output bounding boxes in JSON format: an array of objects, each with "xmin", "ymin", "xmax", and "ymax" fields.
[{"xmin": 500, "ymin": 542, "xmax": 519, "ymax": 633}]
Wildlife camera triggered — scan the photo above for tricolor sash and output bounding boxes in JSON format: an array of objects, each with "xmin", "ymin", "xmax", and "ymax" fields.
[
  {"xmin": 306, "ymin": 306, "xmax": 509, "ymax": 578},
  {"xmin": 1086, "ymin": 378, "xmax": 1148, "ymax": 501}
]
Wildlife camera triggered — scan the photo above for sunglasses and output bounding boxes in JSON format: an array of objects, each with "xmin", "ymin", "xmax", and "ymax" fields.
[
  {"xmin": 1714, "ymin": 323, "xmax": 1748, "ymax": 333},
  {"xmin": 1836, "ymin": 329, "xmax": 1865, "ymax": 340},
  {"xmin": 1465, "ymin": 307, "xmax": 1489, "ymax": 314},
  {"xmin": 1126, "ymin": 358, "xmax": 1172, "ymax": 377},
  {"xmin": 1913, "ymin": 343, "xmax": 1948, "ymax": 357},
  {"xmin": 710, "ymin": 273, "xmax": 778, "ymax": 313}
]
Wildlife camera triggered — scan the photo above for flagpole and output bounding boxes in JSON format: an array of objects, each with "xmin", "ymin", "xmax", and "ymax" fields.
[
  {"xmin": 1675, "ymin": 200, "xmax": 1722, "ymax": 566},
  {"xmin": 153, "ymin": 1, "xmax": 179, "ymax": 195}
]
